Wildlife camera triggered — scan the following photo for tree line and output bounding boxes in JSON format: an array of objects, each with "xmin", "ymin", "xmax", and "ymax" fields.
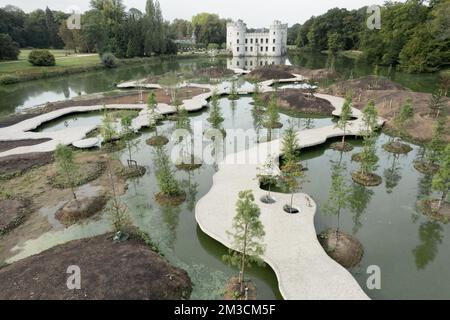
[{"xmin": 291, "ymin": 0, "xmax": 450, "ymax": 73}]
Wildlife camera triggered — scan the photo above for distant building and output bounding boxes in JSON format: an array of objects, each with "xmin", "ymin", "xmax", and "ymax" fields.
[{"xmin": 227, "ymin": 20, "xmax": 288, "ymax": 57}]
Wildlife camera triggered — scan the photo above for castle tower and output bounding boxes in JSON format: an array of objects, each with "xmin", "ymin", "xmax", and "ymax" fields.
[{"xmin": 227, "ymin": 20, "xmax": 246, "ymax": 57}]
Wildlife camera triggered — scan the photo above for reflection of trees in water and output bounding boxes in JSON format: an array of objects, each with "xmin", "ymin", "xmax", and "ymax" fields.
[
  {"xmin": 412, "ymin": 221, "xmax": 443, "ymax": 270},
  {"xmin": 384, "ymin": 154, "xmax": 402, "ymax": 194},
  {"xmin": 349, "ymin": 183, "xmax": 374, "ymax": 234},
  {"xmin": 182, "ymin": 172, "xmax": 199, "ymax": 213},
  {"xmin": 160, "ymin": 204, "xmax": 182, "ymax": 250},
  {"xmin": 230, "ymin": 100, "xmax": 237, "ymax": 126},
  {"xmin": 412, "ymin": 172, "xmax": 434, "ymax": 223}
]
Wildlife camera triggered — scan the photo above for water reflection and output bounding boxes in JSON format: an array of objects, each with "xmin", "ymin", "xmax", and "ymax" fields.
[
  {"xmin": 384, "ymin": 154, "xmax": 403, "ymax": 194},
  {"xmin": 412, "ymin": 221, "xmax": 443, "ymax": 270},
  {"xmin": 349, "ymin": 183, "xmax": 374, "ymax": 234},
  {"xmin": 227, "ymin": 56, "xmax": 287, "ymax": 71}
]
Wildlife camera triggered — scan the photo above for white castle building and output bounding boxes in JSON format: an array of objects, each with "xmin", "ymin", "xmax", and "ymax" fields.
[{"xmin": 227, "ymin": 20, "xmax": 288, "ymax": 57}]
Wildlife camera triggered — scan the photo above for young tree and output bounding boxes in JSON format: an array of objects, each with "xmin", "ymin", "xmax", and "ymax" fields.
[
  {"xmin": 223, "ymin": 190, "xmax": 265, "ymax": 295},
  {"xmin": 426, "ymin": 118, "xmax": 446, "ymax": 166},
  {"xmin": 428, "ymin": 89, "xmax": 446, "ymax": 118},
  {"xmin": 323, "ymin": 161, "xmax": 351, "ymax": 243},
  {"xmin": 257, "ymin": 155, "xmax": 279, "ymax": 204},
  {"xmin": 264, "ymin": 94, "xmax": 282, "ymax": 138},
  {"xmin": 252, "ymin": 83, "xmax": 264, "ymax": 114},
  {"xmin": 335, "ymin": 94, "xmax": 353, "ymax": 151},
  {"xmin": 100, "ymin": 108, "xmax": 118, "ymax": 144},
  {"xmin": 280, "ymin": 158, "xmax": 304, "ymax": 213},
  {"xmin": 154, "ymin": 146, "xmax": 182, "ymax": 197},
  {"xmin": 394, "ymin": 99, "xmax": 414, "ymax": 138},
  {"xmin": 281, "ymin": 121, "xmax": 300, "ymax": 167},
  {"xmin": 120, "ymin": 113, "xmax": 139, "ymax": 168},
  {"xmin": 207, "ymin": 91, "xmax": 224, "ymax": 130},
  {"xmin": 229, "ymin": 80, "xmax": 239, "ymax": 100},
  {"xmin": 159, "ymin": 72, "xmax": 180, "ymax": 105},
  {"xmin": 306, "ymin": 78, "xmax": 318, "ymax": 99},
  {"xmin": 361, "ymin": 100, "xmax": 378, "ymax": 135},
  {"xmin": 432, "ymin": 144, "xmax": 449, "ymax": 210},
  {"xmin": 55, "ymin": 144, "xmax": 78, "ymax": 203},
  {"xmin": 440, "ymin": 74, "xmax": 450, "ymax": 97}
]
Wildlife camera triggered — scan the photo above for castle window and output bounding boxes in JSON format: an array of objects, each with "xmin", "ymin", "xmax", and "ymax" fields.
[
  {"xmin": 250, "ymin": 47, "xmax": 253, "ymax": 52},
  {"xmin": 245, "ymin": 47, "xmax": 248, "ymax": 51},
  {"xmin": 245, "ymin": 39, "xmax": 248, "ymax": 44},
  {"xmin": 266, "ymin": 47, "xmax": 268, "ymax": 52},
  {"xmin": 273, "ymin": 39, "xmax": 275, "ymax": 44},
  {"xmin": 237, "ymin": 61, "xmax": 239, "ymax": 66},
  {"xmin": 266, "ymin": 38, "xmax": 268, "ymax": 44},
  {"xmin": 273, "ymin": 47, "xmax": 275, "ymax": 52},
  {"xmin": 261, "ymin": 38, "xmax": 263, "ymax": 43},
  {"xmin": 237, "ymin": 39, "xmax": 239, "ymax": 44},
  {"xmin": 250, "ymin": 39, "xmax": 253, "ymax": 44},
  {"xmin": 237, "ymin": 47, "xmax": 239, "ymax": 52},
  {"xmin": 250, "ymin": 61, "xmax": 253, "ymax": 66}
]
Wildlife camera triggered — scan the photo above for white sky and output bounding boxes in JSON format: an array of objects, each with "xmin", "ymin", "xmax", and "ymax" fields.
[{"xmin": 0, "ymin": 0, "xmax": 391, "ymax": 25}]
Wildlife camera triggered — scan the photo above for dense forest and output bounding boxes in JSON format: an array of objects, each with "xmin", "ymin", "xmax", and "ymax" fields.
[{"xmin": 291, "ymin": 0, "xmax": 450, "ymax": 73}]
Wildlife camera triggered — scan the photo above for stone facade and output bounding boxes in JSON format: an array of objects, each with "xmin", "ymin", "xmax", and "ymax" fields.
[{"xmin": 227, "ymin": 20, "xmax": 288, "ymax": 57}]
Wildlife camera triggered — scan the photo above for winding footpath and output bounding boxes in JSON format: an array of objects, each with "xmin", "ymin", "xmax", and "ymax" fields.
[{"xmin": 0, "ymin": 71, "xmax": 383, "ymax": 299}]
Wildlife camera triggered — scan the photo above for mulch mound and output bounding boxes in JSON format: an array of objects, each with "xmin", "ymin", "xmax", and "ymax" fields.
[
  {"xmin": 352, "ymin": 171, "xmax": 382, "ymax": 187},
  {"xmin": 246, "ymin": 66, "xmax": 296, "ymax": 82},
  {"xmin": 194, "ymin": 67, "xmax": 234, "ymax": 78},
  {"xmin": 261, "ymin": 89, "xmax": 335, "ymax": 116},
  {"xmin": 383, "ymin": 141, "xmax": 413, "ymax": 155},
  {"xmin": 48, "ymin": 161, "xmax": 106, "ymax": 189},
  {"xmin": 0, "ymin": 233, "xmax": 192, "ymax": 300},
  {"xmin": 318, "ymin": 230, "xmax": 364, "ymax": 269},
  {"xmin": 155, "ymin": 192, "xmax": 186, "ymax": 207},
  {"xmin": 55, "ymin": 195, "xmax": 108, "ymax": 227},
  {"xmin": 326, "ymin": 76, "xmax": 406, "ymax": 95},
  {"xmin": 0, "ymin": 152, "xmax": 54, "ymax": 180},
  {"xmin": 116, "ymin": 165, "xmax": 147, "ymax": 179},
  {"xmin": 330, "ymin": 141, "xmax": 354, "ymax": 152},
  {"xmin": 0, "ymin": 139, "xmax": 52, "ymax": 153},
  {"xmin": 413, "ymin": 160, "xmax": 440, "ymax": 175}
]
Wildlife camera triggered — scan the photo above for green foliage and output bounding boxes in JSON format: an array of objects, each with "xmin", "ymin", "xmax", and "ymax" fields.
[
  {"xmin": 229, "ymin": 80, "xmax": 239, "ymax": 100},
  {"xmin": 160, "ymin": 71, "xmax": 181, "ymax": 104},
  {"xmin": 428, "ymin": 89, "xmax": 446, "ymax": 118},
  {"xmin": 426, "ymin": 118, "xmax": 446, "ymax": 165},
  {"xmin": 265, "ymin": 94, "xmax": 280, "ymax": 128},
  {"xmin": 207, "ymin": 43, "xmax": 220, "ymax": 50},
  {"xmin": 106, "ymin": 198, "xmax": 132, "ymax": 234},
  {"xmin": 175, "ymin": 106, "xmax": 191, "ymax": 132},
  {"xmin": 223, "ymin": 190, "xmax": 265, "ymax": 292},
  {"xmin": 257, "ymin": 155, "xmax": 279, "ymax": 198},
  {"xmin": 101, "ymin": 52, "xmax": 117, "ymax": 68},
  {"xmin": 432, "ymin": 144, "xmax": 450, "ymax": 206},
  {"xmin": 359, "ymin": 136, "xmax": 379, "ymax": 175},
  {"xmin": 28, "ymin": 49, "xmax": 55, "ymax": 66},
  {"xmin": 323, "ymin": 161, "xmax": 351, "ymax": 219},
  {"xmin": 100, "ymin": 108, "xmax": 118, "ymax": 143},
  {"xmin": 282, "ymin": 121, "xmax": 300, "ymax": 164},
  {"xmin": 54, "ymin": 144, "xmax": 78, "ymax": 200},
  {"xmin": 154, "ymin": 146, "xmax": 181, "ymax": 196},
  {"xmin": 327, "ymin": 32, "xmax": 344, "ymax": 54},
  {"xmin": 336, "ymin": 94, "xmax": 353, "ymax": 145},
  {"xmin": 394, "ymin": 100, "xmax": 414, "ymax": 135},
  {"xmin": 192, "ymin": 13, "xmax": 227, "ymax": 45},
  {"xmin": 207, "ymin": 91, "xmax": 224, "ymax": 129},
  {"xmin": 0, "ymin": 33, "xmax": 20, "ymax": 60}
]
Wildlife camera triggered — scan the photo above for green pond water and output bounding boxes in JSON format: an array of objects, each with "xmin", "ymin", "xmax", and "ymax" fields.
[{"xmin": 1, "ymin": 55, "xmax": 449, "ymax": 300}]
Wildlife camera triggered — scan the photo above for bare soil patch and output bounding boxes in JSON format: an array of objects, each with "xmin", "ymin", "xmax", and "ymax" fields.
[
  {"xmin": 0, "ymin": 152, "xmax": 53, "ymax": 180},
  {"xmin": 0, "ymin": 139, "xmax": 52, "ymax": 153},
  {"xmin": 146, "ymin": 136, "xmax": 169, "ymax": 147},
  {"xmin": 155, "ymin": 192, "xmax": 186, "ymax": 207},
  {"xmin": 194, "ymin": 67, "xmax": 234, "ymax": 78},
  {"xmin": 116, "ymin": 165, "xmax": 147, "ymax": 179},
  {"xmin": 323, "ymin": 76, "xmax": 450, "ymax": 143},
  {"xmin": 0, "ymin": 196, "xmax": 31, "ymax": 236},
  {"xmin": 383, "ymin": 141, "xmax": 413, "ymax": 154},
  {"xmin": 352, "ymin": 171, "xmax": 382, "ymax": 187},
  {"xmin": 0, "ymin": 233, "xmax": 192, "ymax": 300},
  {"xmin": 261, "ymin": 89, "xmax": 334, "ymax": 116},
  {"xmin": 330, "ymin": 142, "xmax": 354, "ymax": 152},
  {"xmin": 318, "ymin": 230, "xmax": 364, "ymax": 269},
  {"xmin": 48, "ymin": 161, "xmax": 106, "ymax": 189},
  {"xmin": 413, "ymin": 160, "xmax": 440, "ymax": 174},
  {"xmin": 284, "ymin": 65, "xmax": 337, "ymax": 81}
]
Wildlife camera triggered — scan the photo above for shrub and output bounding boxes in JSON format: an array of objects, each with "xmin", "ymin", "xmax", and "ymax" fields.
[
  {"xmin": 101, "ymin": 52, "xmax": 117, "ymax": 68},
  {"xmin": 207, "ymin": 43, "xmax": 220, "ymax": 50},
  {"xmin": 0, "ymin": 33, "xmax": 20, "ymax": 60},
  {"xmin": 0, "ymin": 75, "xmax": 20, "ymax": 85},
  {"xmin": 28, "ymin": 49, "xmax": 56, "ymax": 66}
]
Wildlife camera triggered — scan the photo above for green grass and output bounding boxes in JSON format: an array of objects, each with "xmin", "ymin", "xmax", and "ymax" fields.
[{"xmin": 0, "ymin": 49, "xmax": 100, "ymax": 75}]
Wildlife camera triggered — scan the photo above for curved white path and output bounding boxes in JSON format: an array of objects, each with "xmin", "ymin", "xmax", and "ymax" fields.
[{"xmin": 195, "ymin": 94, "xmax": 384, "ymax": 300}]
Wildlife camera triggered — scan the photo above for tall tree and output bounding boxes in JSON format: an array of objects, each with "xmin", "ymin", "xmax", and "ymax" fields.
[{"xmin": 432, "ymin": 144, "xmax": 450, "ymax": 209}]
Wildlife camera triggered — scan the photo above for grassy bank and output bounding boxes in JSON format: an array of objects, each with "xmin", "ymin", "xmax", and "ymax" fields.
[{"xmin": 0, "ymin": 50, "xmax": 212, "ymax": 86}]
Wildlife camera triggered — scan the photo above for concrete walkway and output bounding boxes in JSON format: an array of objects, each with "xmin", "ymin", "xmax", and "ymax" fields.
[{"xmin": 195, "ymin": 94, "xmax": 384, "ymax": 300}]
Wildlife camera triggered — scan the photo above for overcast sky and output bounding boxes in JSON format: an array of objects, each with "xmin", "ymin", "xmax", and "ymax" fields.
[{"xmin": 0, "ymin": 0, "xmax": 391, "ymax": 25}]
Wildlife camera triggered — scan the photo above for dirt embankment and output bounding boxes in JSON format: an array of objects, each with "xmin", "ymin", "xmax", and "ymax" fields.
[
  {"xmin": 0, "ymin": 87, "xmax": 209, "ymax": 128},
  {"xmin": 0, "ymin": 152, "xmax": 54, "ymax": 180},
  {"xmin": 246, "ymin": 66, "xmax": 297, "ymax": 82},
  {"xmin": 194, "ymin": 67, "xmax": 234, "ymax": 78},
  {"xmin": 0, "ymin": 233, "xmax": 192, "ymax": 300},
  {"xmin": 262, "ymin": 89, "xmax": 335, "ymax": 116},
  {"xmin": 0, "ymin": 139, "xmax": 52, "ymax": 153},
  {"xmin": 284, "ymin": 65, "xmax": 337, "ymax": 81},
  {"xmin": 323, "ymin": 76, "xmax": 450, "ymax": 143}
]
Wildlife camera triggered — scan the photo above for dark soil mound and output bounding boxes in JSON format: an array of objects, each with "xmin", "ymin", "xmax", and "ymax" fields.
[
  {"xmin": 413, "ymin": 160, "xmax": 439, "ymax": 174},
  {"xmin": 284, "ymin": 65, "xmax": 337, "ymax": 80},
  {"xmin": 0, "ymin": 139, "xmax": 52, "ymax": 153},
  {"xmin": 262, "ymin": 89, "xmax": 334, "ymax": 116},
  {"xmin": 0, "ymin": 152, "xmax": 53, "ymax": 180},
  {"xmin": 155, "ymin": 192, "xmax": 187, "ymax": 207},
  {"xmin": 318, "ymin": 230, "xmax": 364, "ymax": 269},
  {"xmin": 246, "ymin": 66, "xmax": 296, "ymax": 82},
  {"xmin": 0, "ymin": 233, "xmax": 192, "ymax": 300},
  {"xmin": 0, "ymin": 197, "xmax": 31, "ymax": 236},
  {"xmin": 328, "ymin": 76, "xmax": 406, "ymax": 96},
  {"xmin": 330, "ymin": 141, "xmax": 354, "ymax": 152},
  {"xmin": 55, "ymin": 195, "xmax": 108, "ymax": 227},
  {"xmin": 117, "ymin": 165, "xmax": 147, "ymax": 179},
  {"xmin": 147, "ymin": 136, "xmax": 169, "ymax": 147}
]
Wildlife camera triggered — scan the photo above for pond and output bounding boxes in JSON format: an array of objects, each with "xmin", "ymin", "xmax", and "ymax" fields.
[{"xmin": 5, "ymin": 93, "xmax": 449, "ymax": 300}]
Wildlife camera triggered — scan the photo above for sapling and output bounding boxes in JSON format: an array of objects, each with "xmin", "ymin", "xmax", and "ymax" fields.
[{"xmin": 55, "ymin": 144, "xmax": 78, "ymax": 203}]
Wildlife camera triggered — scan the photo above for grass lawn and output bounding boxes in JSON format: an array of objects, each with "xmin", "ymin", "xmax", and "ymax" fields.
[{"xmin": 0, "ymin": 49, "xmax": 101, "ymax": 75}]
